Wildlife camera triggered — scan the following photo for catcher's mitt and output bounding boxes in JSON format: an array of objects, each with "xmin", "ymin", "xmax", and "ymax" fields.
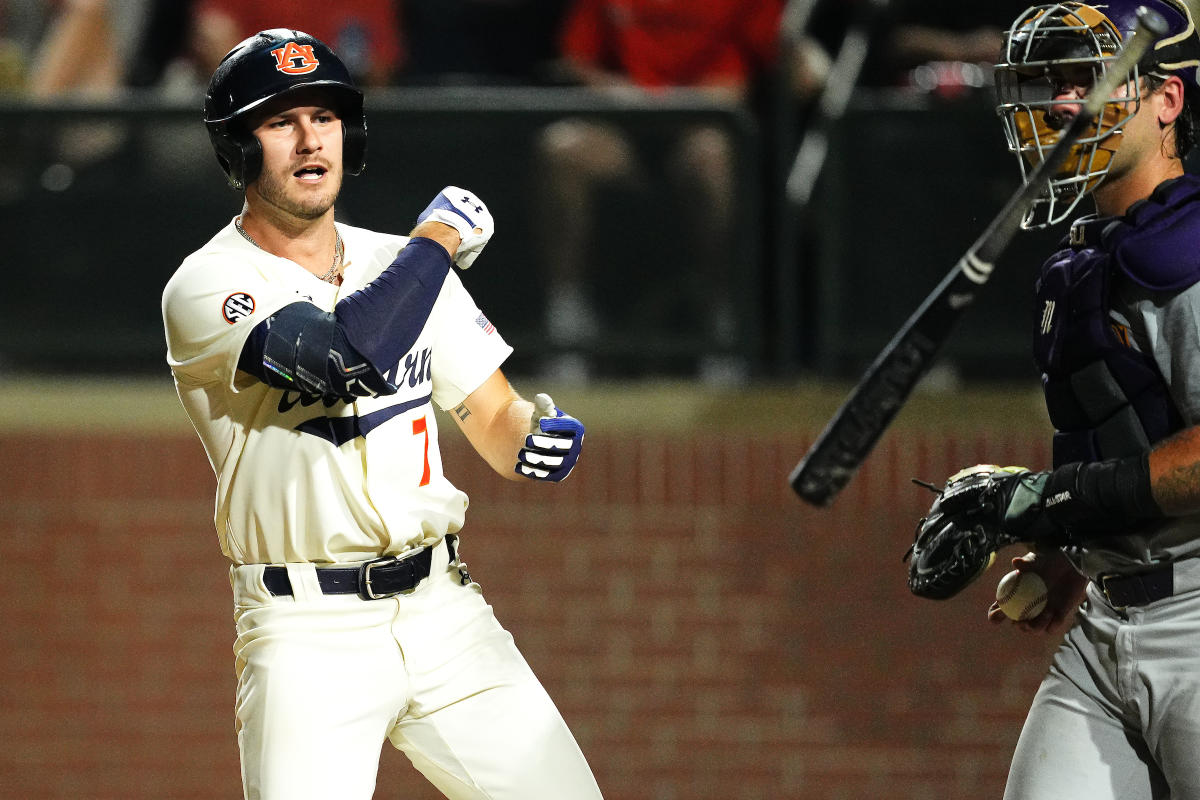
[{"xmin": 904, "ymin": 465, "xmax": 1026, "ymax": 600}]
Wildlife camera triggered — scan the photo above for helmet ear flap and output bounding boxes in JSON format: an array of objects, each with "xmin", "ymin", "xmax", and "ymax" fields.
[
  {"xmin": 206, "ymin": 121, "xmax": 263, "ymax": 190},
  {"xmin": 343, "ymin": 116, "xmax": 367, "ymax": 176},
  {"xmin": 233, "ymin": 130, "xmax": 263, "ymax": 188}
]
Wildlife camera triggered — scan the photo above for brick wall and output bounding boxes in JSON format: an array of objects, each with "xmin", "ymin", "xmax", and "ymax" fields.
[{"xmin": 0, "ymin": 388, "xmax": 1061, "ymax": 799}]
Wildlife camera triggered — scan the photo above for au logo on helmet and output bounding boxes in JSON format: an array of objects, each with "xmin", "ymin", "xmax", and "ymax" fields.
[{"xmin": 271, "ymin": 42, "xmax": 320, "ymax": 75}]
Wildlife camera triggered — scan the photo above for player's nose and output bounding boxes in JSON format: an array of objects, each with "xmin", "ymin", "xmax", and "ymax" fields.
[
  {"xmin": 1045, "ymin": 90, "xmax": 1084, "ymax": 132},
  {"xmin": 296, "ymin": 120, "xmax": 323, "ymax": 153}
]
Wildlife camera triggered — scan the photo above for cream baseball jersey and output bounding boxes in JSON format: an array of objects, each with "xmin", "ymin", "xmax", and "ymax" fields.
[{"xmin": 162, "ymin": 219, "xmax": 512, "ymax": 565}]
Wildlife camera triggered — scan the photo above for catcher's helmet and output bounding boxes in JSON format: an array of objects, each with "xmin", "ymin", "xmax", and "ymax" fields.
[
  {"xmin": 204, "ymin": 29, "xmax": 367, "ymax": 190},
  {"xmin": 995, "ymin": 0, "xmax": 1200, "ymax": 228}
]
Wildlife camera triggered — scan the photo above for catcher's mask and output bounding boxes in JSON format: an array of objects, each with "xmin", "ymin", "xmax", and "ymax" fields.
[
  {"xmin": 995, "ymin": 0, "xmax": 1200, "ymax": 228},
  {"xmin": 204, "ymin": 29, "xmax": 367, "ymax": 190}
]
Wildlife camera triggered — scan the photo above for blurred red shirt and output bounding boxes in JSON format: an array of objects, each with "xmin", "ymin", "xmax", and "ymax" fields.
[
  {"xmin": 199, "ymin": 0, "xmax": 402, "ymax": 83},
  {"xmin": 560, "ymin": 0, "xmax": 782, "ymax": 89}
]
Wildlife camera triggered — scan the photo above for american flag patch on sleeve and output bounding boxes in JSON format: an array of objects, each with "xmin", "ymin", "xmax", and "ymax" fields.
[{"xmin": 475, "ymin": 313, "xmax": 495, "ymax": 335}]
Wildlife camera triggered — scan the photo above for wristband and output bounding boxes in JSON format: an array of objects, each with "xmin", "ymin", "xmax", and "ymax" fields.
[{"xmin": 1043, "ymin": 453, "xmax": 1163, "ymax": 540}]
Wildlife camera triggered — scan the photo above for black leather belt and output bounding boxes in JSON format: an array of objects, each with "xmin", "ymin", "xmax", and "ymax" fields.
[
  {"xmin": 263, "ymin": 539, "xmax": 454, "ymax": 600},
  {"xmin": 1097, "ymin": 563, "xmax": 1175, "ymax": 608}
]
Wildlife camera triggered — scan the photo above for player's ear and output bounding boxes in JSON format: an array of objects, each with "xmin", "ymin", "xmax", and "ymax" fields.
[{"xmin": 1156, "ymin": 74, "xmax": 1185, "ymax": 127}]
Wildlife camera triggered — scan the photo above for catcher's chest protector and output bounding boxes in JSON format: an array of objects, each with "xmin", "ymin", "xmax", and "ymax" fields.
[{"xmin": 1034, "ymin": 216, "xmax": 1189, "ymax": 468}]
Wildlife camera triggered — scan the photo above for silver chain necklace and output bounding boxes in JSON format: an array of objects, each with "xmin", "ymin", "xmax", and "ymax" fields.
[{"xmin": 235, "ymin": 216, "xmax": 344, "ymax": 284}]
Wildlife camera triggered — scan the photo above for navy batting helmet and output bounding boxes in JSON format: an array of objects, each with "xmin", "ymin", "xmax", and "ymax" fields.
[
  {"xmin": 204, "ymin": 29, "xmax": 367, "ymax": 190},
  {"xmin": 995, "ymin": 0, "xmax": 1200, "ymax": 227}
]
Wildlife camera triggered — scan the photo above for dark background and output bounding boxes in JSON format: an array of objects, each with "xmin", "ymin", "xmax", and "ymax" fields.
[{"xmin": 0, "ymin": 87, "xmax": 1064, "ymax": 383}]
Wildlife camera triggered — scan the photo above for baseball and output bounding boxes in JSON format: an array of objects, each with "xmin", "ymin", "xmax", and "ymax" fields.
[{"xmin": 996, "ymin": 569, "xmax": 1048, "ymax": 621}]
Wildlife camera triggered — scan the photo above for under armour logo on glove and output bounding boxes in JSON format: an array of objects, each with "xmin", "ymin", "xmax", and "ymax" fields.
[
  {"xmin": 516, "ymin": 393, "xmax": 584, "ymax": 482},
  {"xmin": 415, "ymin": 186, "xmax": 494, "ymax": 269}
]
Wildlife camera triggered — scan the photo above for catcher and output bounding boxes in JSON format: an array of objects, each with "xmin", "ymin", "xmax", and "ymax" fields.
[{"xmin": 907, "ymin": 1, "xmax": 1200, "ymax": 797}]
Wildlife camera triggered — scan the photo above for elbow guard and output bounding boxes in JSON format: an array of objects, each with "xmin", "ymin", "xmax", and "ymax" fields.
[{"xmin": 246, "ymin": 302, "xmax": 396, "ymax": 401}]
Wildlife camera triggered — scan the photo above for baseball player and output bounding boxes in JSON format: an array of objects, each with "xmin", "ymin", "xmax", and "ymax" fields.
[
  {"xmin": 910, "ymin": 2, "xmax": 1200, "ymax": 797},
  {"xmin": 160, "ymin": 30, "xmax": 602, "ymax": 800}
]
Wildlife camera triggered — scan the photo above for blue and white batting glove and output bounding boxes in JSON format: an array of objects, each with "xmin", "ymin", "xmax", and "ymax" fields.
[
  {"xmin": 516, "ymin": 393, "xmax": 585, "ymax": 482},
  {"xmin": 415, "ymin": 186, "xmax": 494, "ymax": 269}
]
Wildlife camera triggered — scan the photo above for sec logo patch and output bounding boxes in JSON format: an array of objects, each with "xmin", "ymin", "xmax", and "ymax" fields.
[{"xmin": 223, "ymin": 292, "xmax": 255, "ymax": 323}]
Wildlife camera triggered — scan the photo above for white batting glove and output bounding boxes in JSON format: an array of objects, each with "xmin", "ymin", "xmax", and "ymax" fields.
[
  {"xmin": 415, "ymin": 186, "xmax": 494, "ymax": 269},
  {"xmin": 515, "ymin": 393, "xmax": 585, "ymax": 482}
]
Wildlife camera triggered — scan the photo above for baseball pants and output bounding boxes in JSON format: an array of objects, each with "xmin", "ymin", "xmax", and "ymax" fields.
[
  {"xmin": 1003, "ymin": 561, "xmax": 1200, "ymax": 800},
  {"xmin": 228, "ymin": 538, "xmax": 603, "ymax": 800}
]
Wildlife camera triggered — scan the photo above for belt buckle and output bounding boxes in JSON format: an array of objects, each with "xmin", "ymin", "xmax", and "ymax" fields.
[{"xmin": 358, "ymin": 556, "xmax": 402, "ymax": 600}]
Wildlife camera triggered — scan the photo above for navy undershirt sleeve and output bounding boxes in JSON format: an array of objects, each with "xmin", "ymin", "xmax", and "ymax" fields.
[
  {"xmin": 236, "ymin": 237, "xmax": 451, "ymax": 393},
  {"xmin": 333, "ymin": 236, "xmax": 452, "ymax": 370}
]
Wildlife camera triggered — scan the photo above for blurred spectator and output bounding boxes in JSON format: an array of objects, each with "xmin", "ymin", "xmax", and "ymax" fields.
[
  {"xmin": 121, "ymin": 0, "xmax": 227, "ymax": 98},
  {"xmin": 807, "ymin": 0, "xmax": 1032, "ymax": 95},
  {"xmin": 396, "ymin": 0, "xmax": 568, "ymax": 86},
  {"xmin": 24, "ymin": 0, "xmax": 149, "ymax": 98},
  {"xmin": 535, "ymin": 0, "xmax": 784, "ymax": 382},
  {"xmin": 1, "ymin": 1, "xmax": 235, "ymax": 202},
  {"xmin": 11, "ymin": 0, "xmax": 231, "ymax": 99},
  {"xmin": 877, "ymin": 0, "xmax": 1033, "ymax": 91},
  {"xmin": 12, "ymin": 0, "xmax": 161, "ymax": 179},
  {"xmin": 0, "ymin": 0, "xmax": 46, "ymax": 92},
  {"xmin": 191, "ymin": 1, "xmax": 403, "ymax": 86}
]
